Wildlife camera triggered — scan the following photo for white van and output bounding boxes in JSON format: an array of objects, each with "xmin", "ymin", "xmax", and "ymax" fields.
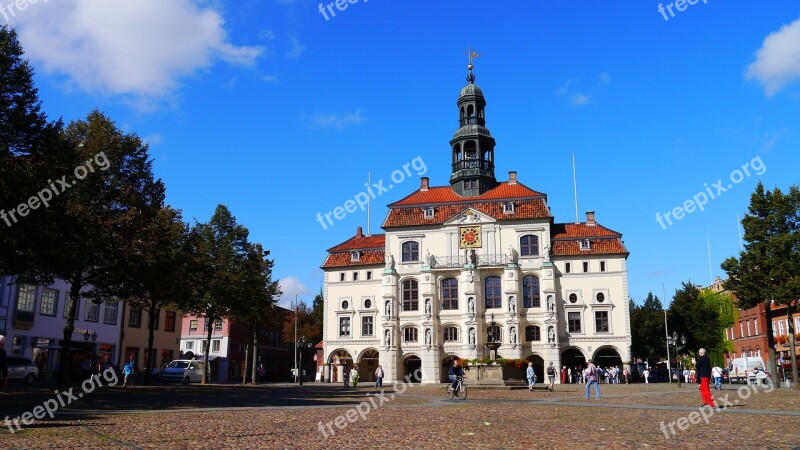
[
  {"xmin": 729, "ymin": 357, "xmax": 766, "ymax": 383},
  {"xmin": 161, "ymin": 360, "xmax": 207, "ymax": 384}
]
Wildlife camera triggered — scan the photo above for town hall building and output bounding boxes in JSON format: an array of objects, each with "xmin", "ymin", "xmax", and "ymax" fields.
[{"xmin": 321, "ymin": 62, "xmax": 631, "ymax": 384}]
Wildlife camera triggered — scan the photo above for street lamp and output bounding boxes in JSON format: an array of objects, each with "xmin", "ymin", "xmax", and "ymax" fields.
[
  {"xmin": 296, "ymin": 336, "xmax": 314, "ymax": 386},
  {"xmin": 668, "ymin": 331, "xmax": 686, "ymax": 388}
]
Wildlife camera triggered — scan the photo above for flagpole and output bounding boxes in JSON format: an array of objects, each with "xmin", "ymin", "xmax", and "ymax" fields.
[{"xmin": 663, "ymin": 283, "xmax": 671, "ymax": 383}]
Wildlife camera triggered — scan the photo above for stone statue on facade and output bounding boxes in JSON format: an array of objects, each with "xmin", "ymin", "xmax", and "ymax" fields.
[
  {"xmin": 506, "ymin": 244, "xmax": 517, "ymax": 264},
  {"xmin": 468, "ymin": 327, "xmax": 476, "ymax": 346},
  {"xmin": 547, "ymin": 295, "xmax": 555, "ymax": 312},
  {"xmin": 425, "ymin": 328, "xmax": 432, "ymax": 346},
  {"xmin": 425, "ymin": 299, "xmax": 432, "ymax": 317},
  {"xmin": 385, "ymin": 300, "xmax": 392, "ymax": 317},
  {"xmin": 508, "ymin": 296, "xmax": 517, "ymax": 315},
  {"xmin": 384, "ymin": 329, "xmax": 391, "ymax": 346},
  {"xmin": 510, "ymin": 327, "xmax": 517, "ymax": 347},
  {"xmin": 385, "ymin": 252, "xmax": 395, "ymax": 270},
  {"xmin": 469, "ymin": 249, "xmax": 478, "ymax": 266},
  {"xmin": 468, "ymin": 297, "xmax": 475, "ymax": 316},
  {"xmin": 548, "ymin": 326, "xmax": 555, "ymax": 343},
  {"xmin": 543, "ymin": 245, "xmax": 551, "ymax": 262}
]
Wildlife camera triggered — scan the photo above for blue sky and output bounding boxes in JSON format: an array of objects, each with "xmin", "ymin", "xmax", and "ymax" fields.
[{"xmin": 5, "ymin": 0, "xmax": 799, "ymax": 307}]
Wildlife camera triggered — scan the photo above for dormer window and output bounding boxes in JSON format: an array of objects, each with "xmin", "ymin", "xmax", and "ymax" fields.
[
  {"xmin": 350, "ymin": 251, "xmax": 360, "ymax": 262},
  {"xmin": 503, "ymin": 202, "xmax": 515, "ymax": 215},
  {"xmin": 423, "ymin": 207, "xmax": 435, "ymax": 219},
  {"xmin": 580, "ymin": 239, "xmax": 591, "ymax": 251}
]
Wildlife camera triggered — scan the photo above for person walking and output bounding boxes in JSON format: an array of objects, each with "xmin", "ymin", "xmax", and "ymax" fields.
[
  {"xmin": 712, "ymin": 364, "xmax": 723, "ymax": 390},
  {"xmin": 561, "ymin": 366, "xmax": 567, "ymax": 384},
  {"xmin": 584, "ymin": 359, "xmax": 601, "ymax": 399},
  {"xmin": 342, "ymin": 365, "xmax": 350, "ymax": 389},
  {"xmin": 350, "ymin": 365, "xmax": 359, "ymax": 389},
  {"xmin": 546, "ymin": 362, "xmax": 557, "ymax": 392},
  {"xmin": 526, "ymin": 362, "xmax": 536, "ymax": 391},
  {"xmin": 567, "ymin": 367, "xmax": 572, "ymax": 384},
  {"xmin": 0, "ymin": 336, "xmax": 7, "ymax": 390},
  {"xmin": 696, "ymin": 348, "xmax": 717, "ymax": 407},
  {"xmin": 375, "ymin": 365, "xmax": 384, "ymax": 388},
  {"xmin": 122, "ymin": 357, "xmax": 135, "ymax": 387}
]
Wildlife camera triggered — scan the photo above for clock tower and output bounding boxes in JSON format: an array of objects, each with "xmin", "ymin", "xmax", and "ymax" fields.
[{"xmin": 449, "ymin": 55, "xmax": 498, "ymax": 197}]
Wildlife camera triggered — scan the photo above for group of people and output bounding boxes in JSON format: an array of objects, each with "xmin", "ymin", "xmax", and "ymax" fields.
[
  {"xmin": 525, "ymin": 361, "xmax": 558, "ymax": 391},
  {"xmin": 558, "ymin": 364, "xmax": 626, "ymax": 385}
]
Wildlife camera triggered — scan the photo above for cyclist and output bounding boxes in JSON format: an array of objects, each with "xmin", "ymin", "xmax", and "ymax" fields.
[{"xmin": 448, "ymin": 360, "xmax": 465, "ymax": 392}]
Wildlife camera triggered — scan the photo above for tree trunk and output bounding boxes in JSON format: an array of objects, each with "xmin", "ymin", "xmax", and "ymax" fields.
[
  {"xmin": 58, "ymin": 280, "xmax": 82, "ymax": 385},
  {"xmin": 787, "ymin": 306, "xmax": 799, "ymax": 390},
  {"xmin": 202, "ymin": 316, "xmax": 213, "ymax": 384},
  {"xmin": 764, "ymin": 302, "xmax": 780, "ymax": 388},
  {"xmin": 251, "ymin": 323, "xmax": 258, "ymax": 384},
  {"xmin": 242, "ymin": 344, "xmax": 249, "ymax": 384},
  {"xmin": 144, "ymin": 303, "xmax": 157, "ymax": 386}
]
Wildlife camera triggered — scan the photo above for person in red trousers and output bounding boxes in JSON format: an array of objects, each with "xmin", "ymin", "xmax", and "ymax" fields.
[{"xmin": 696, "ymin": 348, "xmax": 717, "ymax": 408}]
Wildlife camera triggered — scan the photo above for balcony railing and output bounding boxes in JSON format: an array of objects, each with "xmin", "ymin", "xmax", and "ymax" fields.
[
  {"xmin": 452, "ymin": 159, "xmax": 494, "ymax": 172},
  {"xmin": 429, "ymin": 253, "xmax": 507, "ymax": 269}
]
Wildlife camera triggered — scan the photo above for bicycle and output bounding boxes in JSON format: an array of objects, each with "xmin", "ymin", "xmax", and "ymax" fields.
[{"xmin": 446, "ymin": 375, "xmax": 467, "ymax": 400}]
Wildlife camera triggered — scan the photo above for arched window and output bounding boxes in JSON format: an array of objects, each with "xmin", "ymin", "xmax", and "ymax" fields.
[
  {"xmin": 525, "ymin": 325, "xmax": 541, "ymax": 341},
  {"xmin": 485, "ymin": 276, "xmax": 502, "ymax": 309},
  {"xmin": 402, "ymin": 241, "xmax": 419, "ymax": 262},
  {"xmin": 441, "ymin": 278, "xmax": 458, "ymax": 310},
  {"xmin": 402, "ymin": 279, "xmax": 419, "ymax": 311},
  {"xmin": 522, "ymin": 275, "xmax": 541, "ymax": 308},
  {"xmin": 444, "ymin": 326, "xmax": 459, "ymax": 342},
  {"xmin": 520, "ymin": 235, "xmax": 539, "ymax": 256}
]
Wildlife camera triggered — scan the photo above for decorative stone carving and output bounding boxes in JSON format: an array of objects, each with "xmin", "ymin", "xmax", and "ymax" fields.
[
  {"xmin": 548, "ymin": 326, "xmax": 556, "ymax": 343},
  {"xmin": 510, "ymin": 326, "xmax": 517, "ymax": 347},
  {"xmin": 425, "ymin": 299, "xmax": 432, "ymax": 318},
  {"xmin": 385, "ymin": 252, "xmax": 395, "ymax": 270},
  {"xmin": 385, "ymin": 300, "xmax": 392, "ymax": 317},
  {"xmin": 508, "ymin": 296, "xmax": 517, "ymax": 315},
  {"xmin": 425, "ymin": 328, "xmax": 432, "ymax": 347},
  {"xmin": 547, "ymin": 295, "xmax": 555, "ymax": 312},
  {"xmin": 468, "ymin": 327, "xmax": 476, "ymax": 348},
  {"xmin": 506, "ymin": 244, "xmax": 518, "ymax": 264},
  {"xmin": 468, "ymin": 297, "xmax": 475, "ymax": 316},
  {"xmin": 384, "ymin": 328, "xmax": 391, "ymax": 346}
]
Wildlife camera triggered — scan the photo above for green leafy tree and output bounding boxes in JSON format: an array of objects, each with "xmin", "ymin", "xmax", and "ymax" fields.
[
  {"xmin": 699, "ymin": 289, "xmax": 737, "ymax": 365},
  {"xmin": 97, "ymin": 206, "xmax": 191, "ymax": 385},
  {"xmin": 630, "ymin": 293, "xmax": 668, "ymax": 364},
  {"xmin": 668, "ymin": 282, "xmax": 722, "ymax": 362},
  {"xmin": 722, "ymin": 183, "xmax": 800, "ymax": 388},
  {"xmin": 186, "ymin": 205, "xmax": 257, "ymax": 384},
  {"xmin": 311, "ymin": 289, "xmax": 324, "ymax": 330}
]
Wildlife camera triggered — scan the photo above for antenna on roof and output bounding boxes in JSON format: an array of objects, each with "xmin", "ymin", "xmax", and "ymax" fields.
[
  {"xmin": 572, "ymin": 154, "xmax": 579, "ymax": 224},
  {"xmin": 367, "ymin": 171, "xmax": 371, "ymax": 236},
  {"xmin": 737, "ymin": 213, "xmax": 744, "ymax": 251},
  {"xmin": 706, "ymin": 234, "xmax": 713, "ymax": 285}
]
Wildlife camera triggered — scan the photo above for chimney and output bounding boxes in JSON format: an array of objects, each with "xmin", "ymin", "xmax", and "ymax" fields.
[
  {"xmin": 420, "ymin": 177, "xmax": 429, "ymax": 191},
  {"xmin": 508, "ymin": 171, "xmax": 517, "ymax": 185},
  {"xmin": 586, "ymin": 211, "xmax": 596, "ymax": 226},
  {"xmin": 356, "ymin": 226, "xmax": 363, "ymax": 238}
]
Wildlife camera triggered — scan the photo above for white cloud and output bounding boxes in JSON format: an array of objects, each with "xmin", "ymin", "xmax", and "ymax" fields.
[
  {"xmin": 143, "ymin": 133, "xmax": 164, "ymax": 146},
  {"xmin": 571, "ymin": 93, "xmax": 591, "ymax": 105},
  {"xmin": 8, "ymin": 0, "xmax": 264, "ymax": 106},
  {"xmin": 286, "ymin": 33, "xmax": 305, "ymax": 60},
  {"xmin": 308, "ymin": 109, "xmax": 366, "ymax": 130},
  {"xmin": 278, "ymin": 276, "xmax": 312, "ymax": 308},
  {"xmin": 746, "ymin": 16, "xmax": 800, "ymax": 96},
  {"xmin": 598, "ymin": 72, "xmax": 612, "ymax": 85}
]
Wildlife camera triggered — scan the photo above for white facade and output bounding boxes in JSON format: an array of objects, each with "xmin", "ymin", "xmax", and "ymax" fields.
[{"xmin": 322, "ymin": 207, "xmax": 631, "ymax": 384}]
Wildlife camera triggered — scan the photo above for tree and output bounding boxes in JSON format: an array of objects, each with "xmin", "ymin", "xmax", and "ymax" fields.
[
  {"xmin": 97, "ymin": 206, "xmax": 191, "ymax": 385},
  {"xmin": 311, "ymin": 289, "xmax": 324, "ymax": 330},
  {"xmin": 630, "ymin": 293, "xmax": 668, "ymax": 364},
  {"xmin": 668, "ymin": 282, "xmax": 722, "ymax": 364},
  {"xmin": 699, "ymin": 289, "xmax": 737, "ymax": 365},
  {"xmin": 722, "ymin": 183, "xmax": 800, "ymax": 388},
  {"xmin": 186, "ymin": 204, "xmax": 256, "ymax": 384},
  {"xmin": 231, "ymin": 243, "xmax": 281, "ymax": 384}
]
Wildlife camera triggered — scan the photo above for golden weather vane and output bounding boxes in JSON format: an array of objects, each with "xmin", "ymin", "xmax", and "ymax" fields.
[{"xmin": 465, "ymin": 46, "xmax": 482, "ymax": 68}]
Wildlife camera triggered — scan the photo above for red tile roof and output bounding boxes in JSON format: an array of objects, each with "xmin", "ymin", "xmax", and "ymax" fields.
[
  {"xmin": 389, "ymin": 182, "xmax": 545, "ymax": 206},
  {"xmin": 383, "ymin": 198, "xmax": 550, "ymax": 228},
  {"xmin": 550, "ymin": 222, "xmax": 628, "ymax": 256},
  {"xmin": 551, "ymin": 223, "xmax": 621, "ymax": 239},
  {"xmin": 321, "ymin": 249, "xmax": 385, "ymax": 268},
  {"xmin": 327, "ymin": 234, "xmax": 385, "ymax": 252}
]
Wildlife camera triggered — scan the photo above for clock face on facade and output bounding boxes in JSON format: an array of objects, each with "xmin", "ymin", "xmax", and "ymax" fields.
[{"xmin": 460, "ymin": 226, "xmax": 482, "ymax": 248}]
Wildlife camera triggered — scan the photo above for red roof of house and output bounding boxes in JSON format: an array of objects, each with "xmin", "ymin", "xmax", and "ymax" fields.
[
  {"xmin": 327, "ymin": 234, "xmax": 385, "ymax": 252},
  {"xmin": 389, "ymin": 182, "xmax": 545, "ymax": 206},
  {"xmin": 321, "ymin": 249, "xmax": 385, "ymax": 269},
  {"xmin": 383, "ymin": 183, "xmax": 550, "ymax": 228},
  {"xmin": 550, "ymin": 222, "xmax": 628, "ymax": 256}
]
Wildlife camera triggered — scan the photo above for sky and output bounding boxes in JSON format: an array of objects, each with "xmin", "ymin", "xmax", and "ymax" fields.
[{"xmin": 4, "ymin": 0, "xmax": 799, "ymax": 308}]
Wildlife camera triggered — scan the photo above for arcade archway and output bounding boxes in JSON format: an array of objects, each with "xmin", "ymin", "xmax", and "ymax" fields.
[
  {"xmin": 403, "ymin": 355, "xmax": 422, "ymax": 383},
  {"xmin": 593, "ymin": 346, "xmax": 623, "ymax": 369}
]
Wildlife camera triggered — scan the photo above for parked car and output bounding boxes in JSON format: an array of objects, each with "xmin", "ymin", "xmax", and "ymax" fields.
[
  {"xmin": 161, "ymin": 360, "xmax": 206, "ymax": 385},
  {"xmin": 7, "ymin": 357, "xmax": 38, "ymax": 384}
]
